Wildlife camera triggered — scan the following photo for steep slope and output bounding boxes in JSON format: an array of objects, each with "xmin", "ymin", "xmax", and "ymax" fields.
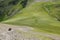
[
  {"xmin": 0, "ymin": 0, "xmax": 30, "ymax": 21},
  {"xmin": 3, "ymin": 1, "xmax": 60, "ymax": 35}
]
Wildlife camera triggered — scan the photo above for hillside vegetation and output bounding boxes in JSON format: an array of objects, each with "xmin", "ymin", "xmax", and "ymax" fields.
[
  {"xmin": 0, "ymin": 0, "xmax": 60, "ymax": 35},
  {"xmin": 0, "ymin": 0, "xmax": 32, "ymax": 21}
]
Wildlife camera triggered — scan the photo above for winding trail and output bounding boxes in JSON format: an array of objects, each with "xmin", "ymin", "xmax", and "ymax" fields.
[{"xmin": 0, "ymin": 23, "xmax": 60, "ymax": 40}]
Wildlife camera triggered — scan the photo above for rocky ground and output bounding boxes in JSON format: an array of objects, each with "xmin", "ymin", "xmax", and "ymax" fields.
[
  {"xmin": 0, "ymin": 23, "xmax": 60, "ymax": 40},
  {"xmin": 0, "ymin": 23, "xmax": 40, "ymax": 40}
]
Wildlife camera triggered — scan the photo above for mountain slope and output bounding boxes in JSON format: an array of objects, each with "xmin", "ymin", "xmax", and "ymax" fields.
[
  {"xmin": 3, "ymin": 1, "xmax": 60, "ymax": 35},
  {"xmin": 0, "ymin": 0, "xmax": 31, "ymax": 21}
]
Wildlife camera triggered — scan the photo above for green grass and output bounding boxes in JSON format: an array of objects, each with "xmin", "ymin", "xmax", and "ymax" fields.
[{"xmin": 3, "ymin": 2, "xmax": 60, "ymax": 35}]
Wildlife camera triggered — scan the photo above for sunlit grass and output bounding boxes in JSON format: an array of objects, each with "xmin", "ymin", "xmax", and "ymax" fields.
[{"xmin": 3, "ymin": 2, "xmax": 60, "ymax": 35}]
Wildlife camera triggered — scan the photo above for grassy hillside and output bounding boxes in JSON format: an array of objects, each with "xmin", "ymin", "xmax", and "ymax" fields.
[
  {"xmin": 0, "ymin": 0, "xmax": 32, "ymax": 21},
  {"xmin": 2, "ymin": 1, "xmax": 60, "ymax": 35}
]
